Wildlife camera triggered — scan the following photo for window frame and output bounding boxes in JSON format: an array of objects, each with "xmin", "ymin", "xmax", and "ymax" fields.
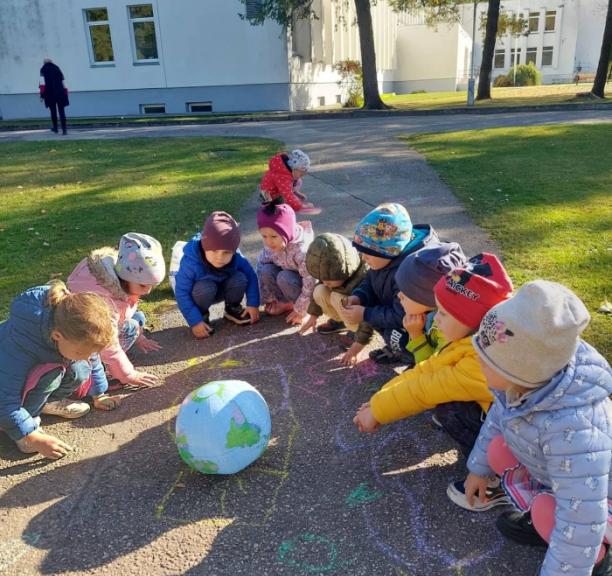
[
  {"xmin": 542, "ymin": 46, "xmax": 554, "ymax": 66},
  {"xmin": 526, "ymin": 47, "xmax": 538, "ymax": 66},
  {"xmin": 510, "ymin": 48, "xmax": 522, "ymax": 67},
  {"xmin": 528, "ymin": 12, "xmax": 539, "ymax": 33},
  {"xmin": 140, "ymin": 103, "xmax": 166, "ymax": 114},
  {"xmin": 494, "ymin": 49, "xmax": 506, "ymax": 69},
  {"xmin": 83, "ymin": 7, "xmax": 115, "ymax": 66},
  {"xmin": 545, "ymin": 10, "xmax": 556, "ymax": 32},
  {"xmin": 127, "ymin": 4, "xmax": 160, "ymax": 64}
]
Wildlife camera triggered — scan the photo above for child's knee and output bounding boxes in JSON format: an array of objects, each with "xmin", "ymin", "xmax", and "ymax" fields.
[
  {"xmin": 227, "ymin": 271, "xmax": 248, "ymax": 291},
  {"xmin": 277, "ymin": 270, "xmax": 301, "ymax": 293},
  {"xmin": 313, "ymin": 283, "xmax": 331, "ymax": 306},
  {"xmin": 487, "ymin": 435, "xmax": 519, "ymax": 475},
  {"xmin": 69, "ymin": 360, "xmax": 92, "ymax": 386},
  {"xmin": 192, "ymin": 280, "xmax": 217, "ymax": 308},
  {"xmin": 531, "ymin": 493, "xmax": 556, "ymax": 542}
]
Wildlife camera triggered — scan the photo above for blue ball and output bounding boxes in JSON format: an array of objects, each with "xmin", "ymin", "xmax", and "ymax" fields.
[{"xmin": 175, "ymin": 380, "xmax": 271, "ymax": 475}]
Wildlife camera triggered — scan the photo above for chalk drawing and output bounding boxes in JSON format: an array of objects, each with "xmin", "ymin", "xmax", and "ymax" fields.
[
  {"xmin": 346, "ymin": 482, "xmax": 383, "ymax": 508},
  {"xmin": 0, "ymin": 532, "xmax": 41, "ymax": 571},
  {"xmin": 277, "ymin": 533, "xmax": 353, "ymax": 573}
]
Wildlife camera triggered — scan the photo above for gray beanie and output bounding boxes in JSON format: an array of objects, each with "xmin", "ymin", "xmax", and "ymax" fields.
[
  {"xmin": 305, "ymin": 233, "xmax": 361, "ymax": 281},
  {"xmin": 115, "ymin": 233, "xmax": 166, "ymax": 285},
  {"xmin": 395, "ymin": 242, "xmax": 466, "ymax": 308},
  {"xmin": 287, "ymin": 149, "xmax": 311, "ymax": 172},
  {"xmin": 474, "ymin": 280, "xmax": 590, "ymax": 387}
]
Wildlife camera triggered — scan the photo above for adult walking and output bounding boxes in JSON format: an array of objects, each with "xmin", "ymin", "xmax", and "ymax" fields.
[{"xmin": 39, "ymin": 58, "xmax": 69, "ymax": 135}]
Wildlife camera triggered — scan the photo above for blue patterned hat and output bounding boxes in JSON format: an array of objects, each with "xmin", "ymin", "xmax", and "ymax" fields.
[{"xmin": 352, "ymin": 203, "xmax": 413, "ymax": 259}]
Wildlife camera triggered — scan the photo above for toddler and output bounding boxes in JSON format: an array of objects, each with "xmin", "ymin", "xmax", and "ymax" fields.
[
  {"xmin": 175, "ymin": 211, "xmax": 260, "ymax": 338},
  {"xmin": 68, "ymin": 232, "xmax": 165, "ymax": 391},
  {"xmin": 256, "ymin": 200, "xmax": 316, "ymax": 327},
  {"xmin": 0, "ymin": 281, "xmax": 116, "ymax": 459},
  {"xmin": 461, "ymin": 281, "xmax": 611, "ymax": 576}
]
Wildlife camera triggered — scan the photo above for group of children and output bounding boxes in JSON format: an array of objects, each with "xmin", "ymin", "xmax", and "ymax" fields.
[{"xmin": 1, "ymin": 148, "xmax": 610, "ymax": 576}]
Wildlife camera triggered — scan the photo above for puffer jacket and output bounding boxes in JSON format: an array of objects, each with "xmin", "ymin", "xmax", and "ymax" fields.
[
  {"xmin": 352, "ymin": 224, "xmax": 439, "ymax": 333},
  {"xmin": 175, "ymin": 234, "xmax": 260, "ymax": 327},
  {"xmin": 67, "ymin": 248, "xmax": 139, "ymax": 383},
  {"xmin": 468, "ymin": 340, "xmax": 612, "ymax": 576},
  {"xmin": 260, "ymin": 153, "xmax": 303, "ymax": 212},
  {"xmin": 370, "ymin": 336, "xmax": 492, "ymax": 424},
  {"xmin": 256, "ymin": 221, "xmax": 315, "ymax": 316},
  {"xmin": 0, "ymin": 285, "xmax": 105, "ymax": 440}
]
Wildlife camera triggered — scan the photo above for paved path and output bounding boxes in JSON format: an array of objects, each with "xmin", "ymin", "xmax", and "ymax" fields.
[{"xmin": 0, "ymin": 110, "xmax": 609, "ymax": 576}]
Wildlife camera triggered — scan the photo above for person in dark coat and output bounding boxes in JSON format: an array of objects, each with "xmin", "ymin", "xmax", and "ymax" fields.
[{"xmin": 39, "ymin": 59, "xmax": 69, "ymax": 134}]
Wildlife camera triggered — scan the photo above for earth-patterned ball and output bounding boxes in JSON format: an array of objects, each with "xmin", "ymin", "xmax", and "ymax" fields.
[{"xmin": 175, "ymin": 380, "xmax": 271, "ymax": 474}]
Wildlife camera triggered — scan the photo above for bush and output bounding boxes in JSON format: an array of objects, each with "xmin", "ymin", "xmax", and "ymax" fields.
[
  {"xmin": 493, "ymin": 74, "xmax": 513, "ymax": 87},
  {"xmin": 335, "ymin": 60, "xmax": 363, "ymax": 108},
  {"xmin": 507, "ymin": 63, "xmax": 543, "ymax": 86}
]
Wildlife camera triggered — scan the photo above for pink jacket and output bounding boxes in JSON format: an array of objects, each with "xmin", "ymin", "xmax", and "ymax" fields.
[{"xmin": 67, "ymin": 248, "xmax": 139, "ymax": 383}]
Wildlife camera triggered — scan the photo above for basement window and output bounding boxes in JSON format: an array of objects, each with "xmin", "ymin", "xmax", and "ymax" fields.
[
  {"xmin": 140, "ymin": 104, "xmax": 165, "ymax": 114},
  {"xmin": 187, "ymin": 101, "xmax": 213, "ymax": 113}
]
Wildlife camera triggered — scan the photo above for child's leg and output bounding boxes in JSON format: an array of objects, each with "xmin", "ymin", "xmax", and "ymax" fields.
[
  {"xmin": 276, "ymin": 270, "xmax": 302, "ymax": 303},
  {"xmin": 132, "ymin": 310, "xmax": 146, "ymax": 328},
  {"xmin": 222, "ymin": 271, "xmax": 248, "ymax": 307},
  {"xmin": 313, "ymin": 286, "xmax": 343, "ymax": 321},
  {"xmin": 192, "ymin": 279, "xmax": 220, "ymax": 320},
  {"xmin": 258, "ymin": 263, "xmax": 285, "ymax": 304},
  {"xmin": 22, "ymin": 367, "xmax": 66, "ymax": 418},
  {"xmin": 327, "ymin": 291, "xmax": 359, "ymax": 330},
  {"xmin": 487, "ymin": 434, "xmax": 520, "ymax": 476},
  {"xmin": 119, "ymin": 318, "xmax": 141, "ymax": 353},
  {"xmin": 433, "ymin": 402, "xmax": 485, "ymax": 457}
]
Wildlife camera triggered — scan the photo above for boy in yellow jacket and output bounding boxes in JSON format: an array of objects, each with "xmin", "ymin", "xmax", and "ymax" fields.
[{"xmin": 353, "ymin": 254, "xmax": 513, "ymax": 507}]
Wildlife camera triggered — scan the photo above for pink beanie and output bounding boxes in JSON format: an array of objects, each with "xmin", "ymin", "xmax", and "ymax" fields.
[{"xmin": 256, "ymin": 203, "xmax": 298, "ymax": 243}]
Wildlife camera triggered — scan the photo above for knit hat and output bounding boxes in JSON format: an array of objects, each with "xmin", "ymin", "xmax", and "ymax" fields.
[
  {"xmin": 433, "ymin": 253, "xmax": 513, "ymax": 330},
  {"xmin": 395, "ymin": 242, "xmax": 467, "ymax": 308},
  {"xmin": 256, "ymin": 202, "xmax": 298, "ymax": 244},
  {"xmin": 305, "ymin": 233, "xmax": 361, "ymax": 281},
  {"xmin": 352, "ymin": 203, "xmax": 413, "ymax": 259},
  {"xmin": 287, "ymin": 149, "xmax": 311, "ymax": 172},
  {"xmin": 201, "ymin": 211, "xmax": 240, "ymax": 252},
  {"xmin": 115, "ymin": 233, "xmax": 165, "ymax": 285},
  {"xmin": 474, "ymin": 280, "xmax": 590, "ymax": 387}
]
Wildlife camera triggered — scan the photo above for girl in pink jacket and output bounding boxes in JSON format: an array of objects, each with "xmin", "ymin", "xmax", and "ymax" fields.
[{"xmin": 67, "ymin": 233, "xmax": 166, "ymax": 390}]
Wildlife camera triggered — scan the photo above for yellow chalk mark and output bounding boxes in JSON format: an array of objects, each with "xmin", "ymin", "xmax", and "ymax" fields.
[
  {"xmin": 218, "ymin": 359, "xmax": 243, "ymax": 368},
  {"xmin": 187, "ymin": 357, "xmax": 202, "ymax": 367},
  {"xmin": 155, "ymin": 470, "xmax": 186, "ymax": 520}
]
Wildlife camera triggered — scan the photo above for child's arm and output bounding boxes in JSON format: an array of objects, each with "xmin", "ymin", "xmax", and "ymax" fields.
[
  {"xmin": 351, "ymin": 274, "xmax": 376, "ymax": 308},
  {"xmin": 288, "ymin": 250, "xmax": 317, "ymax": 320},
  {"xmin": 362, "ymin": 296, "xmax": 405, "ymax": 333},
  {"xmin": 353, "ymin": 402, "xmax": 381, "ymax": 433},
  {"xmin": 174, "ymin": 265, "xmax": 206, "ymax": 328},
  {"xmin": 236, "ymin": 253, "xmax": 261, "ymax": 309},
  {"xmin": 0, "ymin": 366, "xmax": 40, "ymax": 442}
]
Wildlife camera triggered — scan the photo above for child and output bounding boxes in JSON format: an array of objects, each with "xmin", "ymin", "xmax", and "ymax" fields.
[
  {"xmin": 0, "ymin": 281, "xmax": 116, "ymax": 459},
  {"xmin": 340, "ymin": 203, "xmax": 439, "ymax": 365},
  {"xmin": 67, "ymin": 232, "xmax": 165, "ymax": 391},
  {"xmin": 353, "ymin": 254, "xmax": 513, "ymax": 467},
  {"xmin": 259, "ymin": 149, "xmax": 319, "ymax": 214},
  {"xmin": 256, "ymin": 199, "xmax": 316, "ymax": 327},
  {"xmin": 395, "ymin": 242, "xmax": 466, "ymax": 365},
  {"xmin": 175, "ymin": 211, "xmax": 260, "ymax": 339},
  {"xmin": 460, "ymin": 281, "xmax": 611, "ymax": 576},
  {"xmin": 299, "ymin": 233, "xmax": 372, "ymax": 348}
]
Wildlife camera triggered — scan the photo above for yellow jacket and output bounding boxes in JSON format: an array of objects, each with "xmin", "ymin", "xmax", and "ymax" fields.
[{"xmin": 370, "ymin": 336, "xmax": 493, "ymax": 425}]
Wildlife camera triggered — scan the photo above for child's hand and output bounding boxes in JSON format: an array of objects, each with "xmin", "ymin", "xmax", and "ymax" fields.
[
  {"xmin": 191, "ymin": 321, "xmax": 212, "ymax": 339},
  {"xmin": 339, "ymin": 304, "xmax": 364, "ymax": 325},
  {"xmin": 403, "ymin": 314, "xmax": 426, "ymax": 339},
  {"xmin": 135, "ymin": 334, "xmax": 162, "ymax": 353},
  {"xmin": 286, "ymin": 310, "xmax": 305, "ymax": 326},
  {"xmin": 26, "ymin": 430, "xmax": 73, "ymax": 460},
  {"xmin": 298, "ymin": 315, "xmax": 318, "ymax": 335},
  {"xmin": 464, "ymin": 473, "xmax": 490, "ymax": 507},
  {"xmin": 340, "ymin": 342, "xmax": 364, "ymax": 366},
  {"xmin": 93, "ymin": 394, "xmax": 121, "ymax": 411},
  {"xmin": 353, "ymin": 402, "xmax": 380, "ymax": 433},
  {"xmin": 343, "ymin": 295, "xmax": 361, "ymax": 307},
  {"xmin": 126, "ymin": 370, "xmax": 158, "ymax": 388},
  {"xmin": 244, "ymin": 306, "xmax": 260, "ymax": 324}
]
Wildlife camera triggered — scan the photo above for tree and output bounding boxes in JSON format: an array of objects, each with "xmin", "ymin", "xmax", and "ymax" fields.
[
  {"xmin": 592, "ymin": 0, "xmax": 612, "ymax": 98},
  {"xmin": 477, "ymin": 0, "xmax": 501, "ymax": 100}
]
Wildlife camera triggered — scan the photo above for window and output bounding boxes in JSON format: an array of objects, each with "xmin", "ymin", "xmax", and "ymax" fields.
[
  {"xmin": 187, "ymin": 102, "xmax": 213, "ymax": 113},
  {"xmin": 526, "ymin": 47, "xmax": 537, "ymax": 65},
  {"xmin": 245, "ymin": 0, "xmax": 263, "ymax": 19},
  {"xmin": 528, "ymin": 12, "xmax": 539, "ymax": 33},
  {"xmin": 545, "ymin": 11, "xmax": 556, "ymax": 31},
  {"xmin": 542, "ymin": 46, "xmax": 554, "ymax": 66},
  {"xmin": 128, "ymin": 4, "xmax": 158, "ymax": 61},
  {"xmin": 510, "ymin": 48, "xmax": 522, "ymax": 66},
  {"xmin": 140, "ymin": 104, "xmax": 165, "ymax": 114},
  {"xmin": 84, "ymin": 8, "xmax": 114, "ymax": 63},
  {"xmin": 494, "ymin": 49, "xmax": 505, "ymax": 69}
]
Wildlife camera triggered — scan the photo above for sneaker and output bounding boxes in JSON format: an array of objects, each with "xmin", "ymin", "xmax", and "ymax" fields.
[
  {"xmin": 223, "ymin": 305, "xmax": 251, "ymax": 326},
  {"xmin": 338, "ymin": 332, "xmax": 356, "ymax": 349},
  {"xmin": 369, "ymin": 346, "xmax": 401, "ymax": 364},
  {"xmin": 318, "ymin": 319, "xmax": 346, "ymax": 335},
  {"xmin": 446, "ymin": 478, "xmax": 511, "ymax": 511},
  {"xmin": 41, "ymin": 399, "xmax": 90, "ymax": 419},
  {"xmin": 495, "ymin": 510, "xmax": 548, "ymax": 547}
]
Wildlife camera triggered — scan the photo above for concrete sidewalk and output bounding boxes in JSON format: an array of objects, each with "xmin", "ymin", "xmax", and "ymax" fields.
[{"xmin": 3, "ymin": 110, "xmax": 607, "ymax": 575}]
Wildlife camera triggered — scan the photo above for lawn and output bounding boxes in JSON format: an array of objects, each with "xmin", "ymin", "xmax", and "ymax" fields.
[
  {"xmin": 0, "ymin": 137, "xmax": 280, "ymax": 318},
  {"xmin": 406, "ymin": 123, "xmax": 612, "ymax": 359}
]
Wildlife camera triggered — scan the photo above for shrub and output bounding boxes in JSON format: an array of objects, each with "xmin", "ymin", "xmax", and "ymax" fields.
[
  {"xmin": 493, "ymin": 74, "xmax": 513, "ymax": 87},
  {"xmin": 335, "ymin": 60, "xmax": 363, "ymax": 108},
  {"xmin": 507, "ymin": 63, "xmax": 542, "ymax": 86}
]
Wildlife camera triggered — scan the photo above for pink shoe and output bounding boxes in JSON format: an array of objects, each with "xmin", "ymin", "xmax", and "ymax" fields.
[{"xmin": 299, "ymin": 206, "xmax": 322, "ymax": 215}]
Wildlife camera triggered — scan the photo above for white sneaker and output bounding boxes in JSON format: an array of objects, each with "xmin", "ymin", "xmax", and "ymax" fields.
[
  {"xmin": 446, "ymin": 477, "xmax": 511, "ymax": 511},
  {"xmin": 41, "ymin": 399, "xmax": 90, "ymax": 419}
]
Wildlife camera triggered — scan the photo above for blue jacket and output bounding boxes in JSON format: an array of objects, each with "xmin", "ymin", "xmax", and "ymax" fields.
[
  {"xmin": 175, "ymin": 235, "xmax": 260, "ymax": 327},
  {"xmin": 0, "ymin": 286, "xmax": 106, "ymax": 441},
  {"xmin": 352, "ymin": 225, "xmax": 439, "ymax": 331},
  {"xmin": 468, "ymin": 341, "xmax": 612, "ymax": 576}
]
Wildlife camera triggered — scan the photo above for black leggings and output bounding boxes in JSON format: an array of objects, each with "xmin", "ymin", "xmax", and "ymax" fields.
[{"xmin": 49, "ymin": 103, "xmax": 66, "ymax": 132}]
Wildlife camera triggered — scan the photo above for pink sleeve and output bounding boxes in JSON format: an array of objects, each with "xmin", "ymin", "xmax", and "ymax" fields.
[
  {"xmin": 100, "ymin": 340, "xmax": 136, "ymax": 383},
  {"xmin": 292, "ymin": 248, "xmax": 316, "ymax": 315}
]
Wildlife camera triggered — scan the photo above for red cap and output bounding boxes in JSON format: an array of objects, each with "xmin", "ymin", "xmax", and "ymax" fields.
[
  {"xmin": 201, "ymin": 211, "xmax": 240, "ymax": 252},
  {"xmin": 433, "ymin": 253, "xmax": 513, "ymax": 330}
]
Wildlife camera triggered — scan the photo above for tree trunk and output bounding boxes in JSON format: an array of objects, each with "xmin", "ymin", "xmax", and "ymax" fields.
[
  {"xmin": 353, "ymin": 0, "xmax": 388, "ymax": 109},
  {"xmin": 592, "ymin": 0, "xmax": 612, "ymax": 98},
  {"xmin": 477, "ymin": 0, "xmax": 501, "ymax": 101}
]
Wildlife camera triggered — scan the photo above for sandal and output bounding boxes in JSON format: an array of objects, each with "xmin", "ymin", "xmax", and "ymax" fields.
[{"xmin": 93, "ymin": 394, "xmax": 121, "ymax": 411}]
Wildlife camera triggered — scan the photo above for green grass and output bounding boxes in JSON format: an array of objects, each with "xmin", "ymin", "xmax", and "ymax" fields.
[
  {"xmin": 0, "ymin": 137, "xmax": 281, "ymax": 319},
  {"xmin": 405, "ymin": 124, "xmax": 612, "ymax": 359}
]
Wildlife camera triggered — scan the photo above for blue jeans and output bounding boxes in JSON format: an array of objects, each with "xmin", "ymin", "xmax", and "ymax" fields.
[
  {"xmin": 258, "ymin": 263, "xmax": 302, "ymax": 304},
  {"xmin": 119, "ymin": 313, "xmax": 145, "ymax": 353},
  {"xmin": 23, "ymin": 362, "xmax": 91, "ymax": 417},
  {"xmin": 192, "ymin": 271, "xmax": 248, "ymax": 316}
]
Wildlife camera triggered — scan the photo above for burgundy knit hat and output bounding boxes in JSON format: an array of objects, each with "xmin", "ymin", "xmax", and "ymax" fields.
[
  {"xmin": 201, "ymin": 211, "xmax": 240, "ymax": 252},
  {"xmin": 433, "ymin": 253, "xmax": 513, "ymax": 330},
  {"xmin": 256, "ymin": 203, "xmax": 297, "ymax": 243}
]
